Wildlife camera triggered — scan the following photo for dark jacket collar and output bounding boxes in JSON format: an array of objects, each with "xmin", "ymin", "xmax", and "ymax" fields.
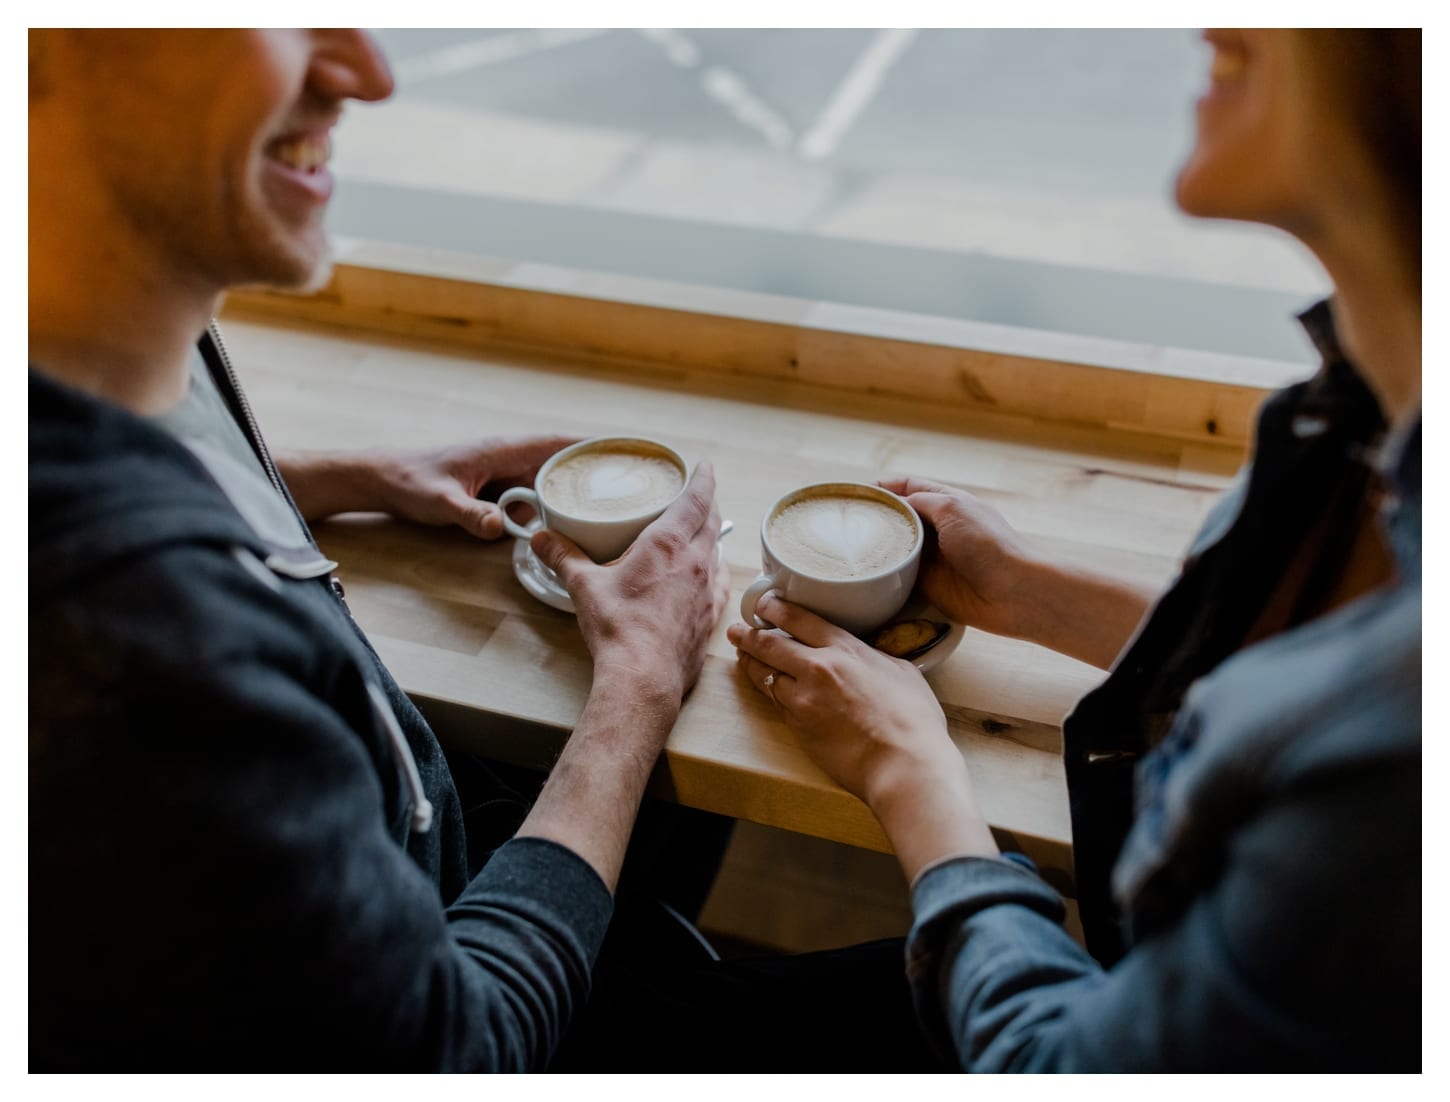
[
  {"xmin": 1295, "ymin": 298, "xmax": 1420, "ymax": 495},
  {"xmin": 1294, "ymin": 298, "xmax": 1420, "ymax": 572},
  {"xmin": 1383, "ymin": 414, "xmax": 1421, "ymax": 502}
]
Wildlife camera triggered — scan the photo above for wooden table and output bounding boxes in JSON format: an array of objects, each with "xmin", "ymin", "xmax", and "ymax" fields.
[{"xmin": 224, "ymin": 305, "xmax": 1250, "ymax": 890}]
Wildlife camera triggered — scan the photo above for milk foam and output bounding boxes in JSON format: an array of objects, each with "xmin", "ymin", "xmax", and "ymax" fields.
[
  {"xmin": 768, "ymin": 493, "xmax": 916, "ymax": 579},
  {"xmin": 541, "ymin": 446, "xmax": 684, "ymax": 520}
]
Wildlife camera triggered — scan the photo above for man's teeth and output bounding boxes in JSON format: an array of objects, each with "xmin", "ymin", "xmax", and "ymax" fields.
[{"xmin": 270, "ymin": 135, "xmax": 331, "ymax": 172}]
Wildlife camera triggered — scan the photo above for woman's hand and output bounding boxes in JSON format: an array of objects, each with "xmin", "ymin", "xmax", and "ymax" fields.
[
  {"xmin": 877, "ymin": 476, "xmax": 1045, "ymax": 640},
  {"xmin": 727, "ymin": 594, "xmax": 997, "ymax": 879},
  {"xmin": 277, "ymin": 435, "xmax": 580, "ymax": 538},
  {"xmin": 728, "ymin": 594, "xmax": 951, "ymax": 801},
  {"xmin": 879, "ymin": 475, "xmax": 1157, "ymax": 670}
]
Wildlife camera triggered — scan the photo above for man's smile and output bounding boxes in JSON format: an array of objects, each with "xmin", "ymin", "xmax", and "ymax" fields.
[{"xmin": 266, "ymin": 131, "xmax": 332, "ymax": 173}]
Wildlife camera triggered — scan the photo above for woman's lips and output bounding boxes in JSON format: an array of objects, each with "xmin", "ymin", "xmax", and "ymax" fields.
[
  {"xmin": 1199, "ymin": 41, "xmax": 1249, "ymax": 111},
  {"xmin": 1200, "ymin": 29, "xmax": 1250, "ymax": 105}
]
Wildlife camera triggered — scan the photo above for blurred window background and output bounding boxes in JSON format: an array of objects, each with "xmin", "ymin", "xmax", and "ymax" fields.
[{"xmin": 329, "ymin": 29, "xmax": 1329, "ymax": 365}]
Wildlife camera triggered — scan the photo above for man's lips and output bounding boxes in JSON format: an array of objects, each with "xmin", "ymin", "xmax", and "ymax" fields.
[{"xmin": 261, "ymin": 131, "xmax": 335, "ymax": 206}]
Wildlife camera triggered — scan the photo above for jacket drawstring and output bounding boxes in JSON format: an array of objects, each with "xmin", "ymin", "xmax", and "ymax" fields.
[{"xmin": 367, "ymin": 682, "xmax": 434, "ymax": 834}]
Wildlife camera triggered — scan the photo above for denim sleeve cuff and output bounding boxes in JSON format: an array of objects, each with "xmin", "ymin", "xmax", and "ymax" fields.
[
  {"xmin": 907, "ymin": 855, "xmax": 1067, "ymax": 990},
  {"xmin": 1000, "ymin": 851, "xmax": 1039, "ymax": 874},
  {"xmin": 906, "ymin": 856, "xmax": 1069, "ymax": 1067},
  {"xmin": 911, "ymin": 855, "xmax": 1064, "ymax": 931}
]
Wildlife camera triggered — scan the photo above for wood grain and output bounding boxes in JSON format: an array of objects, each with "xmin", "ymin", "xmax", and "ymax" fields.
[
  {"xmin": 224, "ymin": 238, "xmax": 1305, "ymax": 448},
  {"xmin": 219, "ymin": 313, "xmax": 1248, "ymax": 887}
]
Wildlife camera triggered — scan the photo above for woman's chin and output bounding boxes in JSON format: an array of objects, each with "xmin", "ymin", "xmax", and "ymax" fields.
[
  {"xmin": 1172, "ymin": 150, "xmax": 1259, "ymax": 223},
  {"xmin": 1172, "ymin": 159, "xmax": 1218, "ymax": 220}
]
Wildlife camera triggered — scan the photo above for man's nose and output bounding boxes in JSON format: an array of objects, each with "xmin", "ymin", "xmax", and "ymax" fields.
[{"xmin": 309, "ymin": 29, "xmax": 395, "ymax": 104}]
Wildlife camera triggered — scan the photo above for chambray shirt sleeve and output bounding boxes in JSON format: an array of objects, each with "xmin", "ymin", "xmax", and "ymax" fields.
[
  {"xmin": 905, "ymin": 738, "xmax": 1421, "ymax": 1072},
  {"xmin": 907, "ymin": 858, "xmax": 1103, "ymax": 1070}
]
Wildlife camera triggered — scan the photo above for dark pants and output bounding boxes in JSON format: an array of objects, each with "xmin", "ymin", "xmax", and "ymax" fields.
[
  {"xmin": 447, "ymin": 750, "xmax": 732, "ymax": 922},
  {"xmin": 553, "ymin": 931, "xmax": 944, "ymax": 1071},
  {"xmin": 448, "ymin": 751, "xmax": 943, "ymax": 1072}
]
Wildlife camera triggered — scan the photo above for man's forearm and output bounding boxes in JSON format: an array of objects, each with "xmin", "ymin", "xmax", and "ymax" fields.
[
  {"xmin": 275, "ymin": 450, "xmax": 383, "ymax": 521},
  {"xmin": 513, "ymin": 668, "xmax": 681, "ymax": 892}
]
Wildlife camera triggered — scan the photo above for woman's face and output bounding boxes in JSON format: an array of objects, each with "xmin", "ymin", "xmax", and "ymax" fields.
[{"xmin": 1175, "ymin": 29, "xmax": 1352, "ymax": 242}]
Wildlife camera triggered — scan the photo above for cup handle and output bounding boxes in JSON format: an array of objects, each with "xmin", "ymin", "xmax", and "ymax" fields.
[
  {"xmin": 498, "ymin": 487, "xmax": 544, "ymax": 542},
  {"xmin": 740, "ymin": 574, "xmax": 782, "ymax": 630}
]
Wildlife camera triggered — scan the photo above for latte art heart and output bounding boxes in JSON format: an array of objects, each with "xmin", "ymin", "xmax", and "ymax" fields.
[
  {"xmin": 804, "ymin": 502, "xmax": 890, "ymax": 566},
  {"xmin": 769, "ymin": 493, "xmax": 917, "ymax": 579},
  {"xmin": 588, "ymin": 462, "xmax": 651, "ymax": 501},
  {"xmin": 541, "ymin": 446, "xmax": 684, "ymax": 520}
]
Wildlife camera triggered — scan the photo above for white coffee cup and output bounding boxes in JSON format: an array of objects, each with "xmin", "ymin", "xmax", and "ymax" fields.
[
  {"xmin": 740, "ymin": 482, "xmax": 923, "ymax": 636},
  {"xmin": 499, "ymin": 436, "xmax": 688, "ymax": 563}
]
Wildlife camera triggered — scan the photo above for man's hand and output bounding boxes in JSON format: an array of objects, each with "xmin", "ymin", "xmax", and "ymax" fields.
[
  {"xmin": 532, "ymin": 462, "xmax": 729, "ymax": 712},
  {"xmin": 277, "ymin": 435, "xmax": 580, "ymax": 538},
  {"xmin": 514, "ymin": 462, "xmax": 729, "ymax": 890}
]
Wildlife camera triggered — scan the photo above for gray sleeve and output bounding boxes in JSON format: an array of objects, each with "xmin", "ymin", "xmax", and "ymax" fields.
[
  {"xmin": 30, "ymin": 548, "xmax": 614, "ymax": 1070},
  {"xmin": 906, "ymin": 746, "xmax": 1421, "ymax": 1072},
  {"xmin": 165, "ymin": 659, "xmax": 616, "ymax": 1072}
]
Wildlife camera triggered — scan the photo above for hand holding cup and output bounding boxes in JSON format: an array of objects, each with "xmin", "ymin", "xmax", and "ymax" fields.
[{"xmin": 740, "ymin": 482, "xmax": 923, "ymax": 637}]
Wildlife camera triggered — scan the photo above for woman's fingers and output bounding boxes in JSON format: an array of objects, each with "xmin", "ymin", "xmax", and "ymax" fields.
[
  {"xmin": 903, "ymin": 491, "xmax": 959, "ymax": 529},
  {"xmin": 737, "ymin": 652, "xmax": 796, "ymax": 706},
  {"xmin": 749, "ymin": 594, "xmax": 853, "ymax": 649},
  {"xmin": 727, "ymin": 619, "xmax": 819, "ymax": 677},
  {"xmin": 878, "ymin": 474, "xmax": 955, "ymax": 499}
]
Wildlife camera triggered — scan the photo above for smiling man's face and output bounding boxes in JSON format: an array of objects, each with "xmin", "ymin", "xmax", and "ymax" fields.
[{"xmin": 48, "ymin": 30, "xmax": 393, "ymax": 292}]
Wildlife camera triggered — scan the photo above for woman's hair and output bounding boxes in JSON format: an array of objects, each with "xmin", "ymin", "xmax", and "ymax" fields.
[{"xmin": 1300, "ymin": 29, "xmax": 1421, "ymax": 281}]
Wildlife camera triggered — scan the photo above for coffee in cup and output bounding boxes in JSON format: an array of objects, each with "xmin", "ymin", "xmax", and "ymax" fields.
[
  {"xmin": 500, "ymin": 437, "xmax": 688, "ymax": 563},
  {"xmin": 538, "ymin": 444, "xmax": 684, "ymax": 521},
  {"xmin": 767, "ymin": 491, "xmax": 918, "ymax": 580},
  {"xmin": 741, "ymin": 482, "xmax": 923, "ymax": 636}
]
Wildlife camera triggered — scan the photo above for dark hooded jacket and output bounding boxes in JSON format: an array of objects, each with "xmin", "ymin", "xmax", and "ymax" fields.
[{"xmin": 29, "ymin": 334, "xmax": 612, "ymax": 1070}]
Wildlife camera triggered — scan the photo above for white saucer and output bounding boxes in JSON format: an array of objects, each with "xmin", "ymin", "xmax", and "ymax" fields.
[
  {"xmin": 512, "ymin": 541, "xmax": 963, "ymax": 672},
  {"xmin": 512, "ymin": 538, "xmax": 579, "ymax": 613},
  {"xmin": 875, "ymin": 594, "xmax": 966, "ymax": 674},
  {"xmin": 511, "ymin": 539, "xmax": 731, "ymax": 616}
]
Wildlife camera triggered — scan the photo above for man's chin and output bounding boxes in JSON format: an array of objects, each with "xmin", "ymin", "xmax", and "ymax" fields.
[
  {"xmin": 232, "ymin": 241, "xmax": 334, "ymax": 297},
  {"xmin": 289, "ymin": 246, "xmax": 335, "ymax": 295}
]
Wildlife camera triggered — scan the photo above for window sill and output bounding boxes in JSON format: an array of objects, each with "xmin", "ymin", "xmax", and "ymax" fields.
[{"xmin": 224, "ymin": 236, "xmax": 1313, "ymax": 449}]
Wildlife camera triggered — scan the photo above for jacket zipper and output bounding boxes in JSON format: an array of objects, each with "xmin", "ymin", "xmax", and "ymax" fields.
[
  {"xmin": 205, "ymin": 322, "xmax": 423, "ymax": 834},
  {"xmin": 206, "ymin": 320, "xmax": 289, "ymax": 501},
  {"xmin": 205, "ymin": 321, "xmax": 350, "ymax": 608}
]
